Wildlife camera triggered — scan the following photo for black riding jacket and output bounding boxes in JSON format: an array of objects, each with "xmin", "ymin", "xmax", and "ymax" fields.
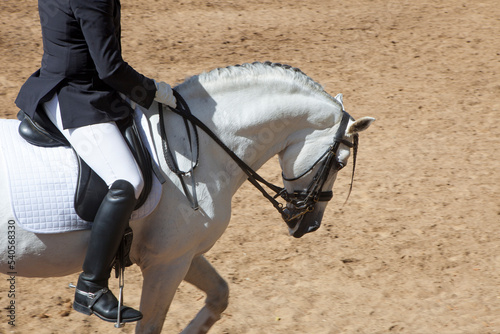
[{"xmin": 16, "ymin": 0, "xmax": 156, "ymax": 129}]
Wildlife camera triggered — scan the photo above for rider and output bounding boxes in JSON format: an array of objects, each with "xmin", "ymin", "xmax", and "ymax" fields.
[{"xmin": 15, "ymin": 0, "xmax": 176, "ymax": 323}]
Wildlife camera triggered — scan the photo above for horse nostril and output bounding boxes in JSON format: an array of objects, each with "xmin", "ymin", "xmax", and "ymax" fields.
[{"xmin": 307, "ymin": 221, "xmax": 321, "ymax": 233}]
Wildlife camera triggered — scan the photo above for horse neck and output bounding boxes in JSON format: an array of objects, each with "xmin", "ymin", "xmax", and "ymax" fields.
[{"xmin": 176, "ymin": 76, "xmax": 341, "ymax": 174}]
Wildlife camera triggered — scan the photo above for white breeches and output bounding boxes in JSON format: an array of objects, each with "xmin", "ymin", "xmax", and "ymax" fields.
[{"xmin": 42, "ymin": 94, "xmax": 144, "ymax": 199}]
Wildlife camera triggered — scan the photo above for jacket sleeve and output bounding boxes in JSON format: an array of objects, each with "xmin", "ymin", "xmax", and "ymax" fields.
[{"xmin": 71, "ymin": 0, "xmax": 156, "ymax": 108}]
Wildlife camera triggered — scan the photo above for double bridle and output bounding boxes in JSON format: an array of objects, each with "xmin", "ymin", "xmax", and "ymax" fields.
[
  {"xmin": 158, "ymin": 91, "xmax": 358, "ymax": 232},
  {"xmin": 279, "ymin": 111, "xmax": 357, "ymax": 225}
]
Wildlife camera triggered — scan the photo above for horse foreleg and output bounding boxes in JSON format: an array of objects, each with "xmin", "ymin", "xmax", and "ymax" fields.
[
  {"xmin": 135, "ymin": 257, "xmax": 193, "ymax": 334},
  {"xmin": 181, "ymin": 255, "xmax": 229, "ymax": 334}
]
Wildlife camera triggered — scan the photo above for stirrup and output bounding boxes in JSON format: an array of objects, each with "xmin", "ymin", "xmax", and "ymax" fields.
[
  {"xmin": 69, "ymin": 271, "xmax": 141, "ymax": 326},
  {"xmin": 113, "ymin": 226, "xmax": 132, "ymax": 327},
  {"xmin": 115, "ymin": 257, "xmax": 126, "ymax": 328}
]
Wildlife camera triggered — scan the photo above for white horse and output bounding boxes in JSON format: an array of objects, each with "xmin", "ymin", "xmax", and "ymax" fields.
[{"xmin": 0, "ymin": 62, "xmax": 374, "ymax": 333}]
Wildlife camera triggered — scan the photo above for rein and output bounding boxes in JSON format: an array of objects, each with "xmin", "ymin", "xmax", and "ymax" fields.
[
  {"xmin": 157, "ymin": 91, "xmax": 357, "ymax": 224},
  {"xmin": 158, "ymin": 93, "xmax": 285, "ymax": 215}
]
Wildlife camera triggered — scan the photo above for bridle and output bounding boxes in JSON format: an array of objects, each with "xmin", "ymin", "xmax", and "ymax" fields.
[
  {"xmin": 158, "ymin": 91, "xmax": 358, "ymax": 234},
  {"xmin": 279, "ymin": 111, "xmax": 357, "ymax": 226}
]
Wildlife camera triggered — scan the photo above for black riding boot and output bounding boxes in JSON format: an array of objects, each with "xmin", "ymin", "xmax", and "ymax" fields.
[{"xmin": 73, "ymin": 180, "xmax": 143, "ymax": 323}]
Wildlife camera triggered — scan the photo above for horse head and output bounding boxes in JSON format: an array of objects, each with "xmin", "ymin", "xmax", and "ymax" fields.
[
  {"xmin": 157, "ymin": 62, "xmax": 376, "ymax": 238},
  {"xmin": 278, "ymin": 96, "xmax": 375, "ymax": 238}
]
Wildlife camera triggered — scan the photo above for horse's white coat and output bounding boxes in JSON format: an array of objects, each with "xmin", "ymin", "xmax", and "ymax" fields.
[{"xmin": 0, "ymin": 63, "xmax": 373, "ymax": 333}]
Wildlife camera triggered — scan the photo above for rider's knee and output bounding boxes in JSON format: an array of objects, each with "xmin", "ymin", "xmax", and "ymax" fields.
[
  {"xmin": 110, "ymin": 171, "xmax": 144, "ymax": 200},
  {"xmin": 128, "ymin": 172, "xmax": 144, "ymax": 200}
]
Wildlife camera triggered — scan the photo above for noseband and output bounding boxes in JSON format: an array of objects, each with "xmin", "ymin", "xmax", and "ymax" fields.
[{"xmin": 159, "ymin": 91, "xmax": 357, "ymax": 229}]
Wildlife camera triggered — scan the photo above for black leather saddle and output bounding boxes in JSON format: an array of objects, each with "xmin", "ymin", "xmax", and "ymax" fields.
[{"xmin": 17, "ymin": 109, "xmax": 153, "ymax": 222}]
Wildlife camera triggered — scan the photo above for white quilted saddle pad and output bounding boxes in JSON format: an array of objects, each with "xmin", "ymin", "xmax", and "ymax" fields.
[{"xmin": 0, "ymin": 119, "xmax": 161, "ymax": 233}]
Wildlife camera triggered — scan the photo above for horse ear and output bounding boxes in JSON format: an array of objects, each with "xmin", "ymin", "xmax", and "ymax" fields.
[
  {"xmin": 335, "ymin": 93, "xmax": 344, "ymax": 105},
  {"xmin": 347, "ymin": 117, "xmax": 375, "ymax": 135}
]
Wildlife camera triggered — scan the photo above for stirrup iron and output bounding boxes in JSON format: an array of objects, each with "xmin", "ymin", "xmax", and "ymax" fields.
[{"xmin": 115, "ymin": 263, "xmax": 125, "ymax": 328}]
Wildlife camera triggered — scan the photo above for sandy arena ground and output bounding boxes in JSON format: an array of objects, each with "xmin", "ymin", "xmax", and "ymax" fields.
[{"xmin": 0, "ymin": 0, "xmax": 499, "ymax": 333}]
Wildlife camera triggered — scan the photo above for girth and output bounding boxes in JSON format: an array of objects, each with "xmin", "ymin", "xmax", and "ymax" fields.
[{"xmin": 17, "ymin": 110, "xmax": 153, "ymax": 222}]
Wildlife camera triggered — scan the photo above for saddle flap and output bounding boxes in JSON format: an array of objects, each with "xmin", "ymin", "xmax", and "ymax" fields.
[
  {"xmin": 121, "ymin": 117, "xmax": 153, "ymax": 210},
  {"xmin": 74, "ymin": 115, "xmax": 154, "ymax": 221},
  {"xmin": 74, "ymin": 157, "xmax": 109, "ymax": 222}
]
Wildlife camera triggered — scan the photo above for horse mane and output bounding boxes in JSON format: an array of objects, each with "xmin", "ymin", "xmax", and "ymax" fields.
[{"xmin": 178, "ymin": 61, "xmax": 337, "ymax": 104}]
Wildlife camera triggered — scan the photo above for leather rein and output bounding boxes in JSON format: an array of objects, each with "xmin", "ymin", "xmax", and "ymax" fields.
[{"xmin": 157, "ymin": 91, "xmax": 357, "ymax": 224}]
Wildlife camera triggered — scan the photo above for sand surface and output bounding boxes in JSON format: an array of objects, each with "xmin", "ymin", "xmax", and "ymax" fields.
[{"xmin": 0, "ymin": 0, "xmax": 499, "ymax": 333}]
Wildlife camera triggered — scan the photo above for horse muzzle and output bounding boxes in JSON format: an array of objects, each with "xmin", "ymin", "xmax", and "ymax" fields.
[{"xmin": 282, "ymin": 207, "xmax": 322, "ymax": 238}]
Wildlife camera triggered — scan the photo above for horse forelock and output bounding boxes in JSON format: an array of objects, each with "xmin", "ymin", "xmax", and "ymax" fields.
[{"xmin": 178, "ymin": 62, "xmax": 339, "ymax": 106}]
